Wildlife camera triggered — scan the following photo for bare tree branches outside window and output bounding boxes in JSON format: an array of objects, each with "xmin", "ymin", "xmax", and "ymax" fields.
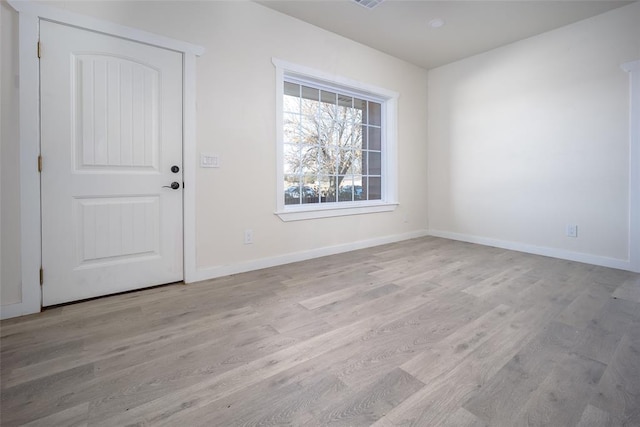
[{"xmin": 283, "ymin": 81, "xmax": 382, "ymax": 205}]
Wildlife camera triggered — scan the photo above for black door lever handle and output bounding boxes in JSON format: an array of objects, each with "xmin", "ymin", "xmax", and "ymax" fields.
[{"xmin": 162, "ymin": 182, "xmax": 180, "ymax": 190}]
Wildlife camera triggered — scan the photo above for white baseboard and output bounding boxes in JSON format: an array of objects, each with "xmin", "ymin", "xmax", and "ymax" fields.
[
  {"xmin": 0, "ymin": 300, "xmax": 40, "ymax": 320},
  {"xmin": 190, "ymin": 230, "xmax": 429, "ymax": 283},
  {"xmin": 428, "ymin": 229, "xmax": 633, "ymax": 271},
  {"xmin": 4, "ymin": 228, "xmax": 627, "ymax": 320}
]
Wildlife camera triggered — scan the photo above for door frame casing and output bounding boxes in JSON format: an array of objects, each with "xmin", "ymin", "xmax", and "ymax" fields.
[
  {"xmin": 6, "ymin": 0, "xmax": 204, "ymax": 317},
  {"xmin": 622, "ymin": 59, "xmax": 640, "ymax": 273}
]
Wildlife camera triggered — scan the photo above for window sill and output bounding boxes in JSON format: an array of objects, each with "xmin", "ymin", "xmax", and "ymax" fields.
[{"xmin": 275, "ymin": 202, "xmax": 398, "ymax": 222}]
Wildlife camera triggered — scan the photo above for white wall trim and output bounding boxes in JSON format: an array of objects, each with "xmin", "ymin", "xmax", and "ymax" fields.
[
  {"xmin": 272, "ymin": 58, "xmax": 399, "ymax": 100},
  {"xmin": 6, "ymin": 0, "xmax": 204, "ymax": 318},
  {"xmin": 183, "ymin": 53, "xmax": 199, "ymax": 283},
  {"xmin": 191, "ymin": 230, "xmax": 429, "ymax": 283},
  {"xmin": 272, "ymin": 57, "xmax": 399, "ymax": 220},
  {"xmin": 276, "ymin": 202, "xmax": 398, "ymax": 222},
  {"xmin": 0, "ymin": 302, "xmax": 35, "ymax": 320},
  {"xmin": 8, "ymin": 0, "xmax": 204, "ymax": 56},
  {"xmin": 622, "ymin": 60, "xmax": 640, "ymax": 73},
  {"xmin": 622, "ymin": 59, "xmax": 640, "ymax": 273},
  {"xmin": 12, "ymin": 7, "xmax": 42, "ymax": 319},
  {"xmin": 428, "ymin": 229, "xmax": 632, "ymax": 271}
]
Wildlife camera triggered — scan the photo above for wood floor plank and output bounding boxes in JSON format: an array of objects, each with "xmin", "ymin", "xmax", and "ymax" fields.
[
  {"xmin": 590, "ymin": 267, "xmax": 637, "ymax": 290},
  {"xmin": 1, "ymin": 281, "xmax": 274, "ymax": 358},
  {"xmin": 461, "ymin": 265, "xmax": 532, "ymax": 297},
  {"xmin": 376, "ymin": 286, "xmax": 580, "ymax": 426},
  {"xmin": 2, "ymin": 236, "xmax": 639, "ymax": 426},
  {"xmin": 1, "ymin": 323, "xmax": 288, "ymax": 425},
  {"xmin": 400, "ymin": 304, "xmax": 514, "ymax": 382},
  {"xmin": 284, "ymin": 290, "xmax": 492, "ymax": 393},
  {"xmin": 21, "ymin": 402, "xmax": 89, "ymax": 427},
  {"xmin": 3, "ymin": 305, "xmax": 260, "ymax": 388},
  {"xmin": 156, "ymin": 355, "xmax": 352, "ymax": 426},
  {"xmin": 316, "ymin": 368, "xmax": 424, "ymax": 426},
  {"xmin": 315, "ymin": 281, "xmax": 438, "ymax": 327},
  {"xmin": 330, "ymin": 291, "xmax": 493, "ymax": 389},
  {"xmin": 466, "ymin": 272, "xmax": 541, "ymax": 308},
  {"xmin": 387, "ymin": 259, "xmax": 466, "ymax": 287},
  {"xmin": 556, "ymin": 283, "xmax": 613, "ymax": 328},
  {"xmin": 576, "ymin": 404, "xmax": 617, "ymax": 427},
  {"xmin": 514, "ymin": 353, "xmax": 606, "ymax": 426},
  {"xmin": 0, "ymin": 364, "xmax": 95, "ymax": 425},
  {"xmin": 440, "ymin": 407, "xmax": 489, "ymax": 427},
  {"xmin": 589, "ymin": 328, "xmax": 640, "ymax": 426},
  {"xmin": 462, "ymin": 321, "xmax": 582, "ymax": 425},
  {"xmin": 88, "ymin": 308, "xmax": 423, "ymax": 427},
  {"xmin": 572, "ymin": 296, "xmax": 640, "ymax": 364},
  {"xmin": 299, "ymin": 282, "xmax": 384, "ymax": 310},
  {"xmin": 612, "ymin": 275, "xmax": 640, "ymax": 303}
]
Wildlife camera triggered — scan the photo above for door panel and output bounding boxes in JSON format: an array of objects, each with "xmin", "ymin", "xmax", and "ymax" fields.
[
  {"xmin": 75, "ymin": 196, "xmax": 160, "ymax": 265},
  {"xmin": 40, "ymin": 20, "xmax": 184, "ymax": 306},
  {"xmin": 74, "ymin": 54, "xmax": 160, "ymax": 170}
]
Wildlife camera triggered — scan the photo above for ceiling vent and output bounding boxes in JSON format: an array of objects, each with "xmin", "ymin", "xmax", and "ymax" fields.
[{"xmin": 353, "ymin": 0, "xmax": 384, "ymax": 10}]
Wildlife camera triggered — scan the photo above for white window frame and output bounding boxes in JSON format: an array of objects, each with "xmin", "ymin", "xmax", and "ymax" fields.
[{"xmin": 273, "ymin": 58, "xmax": 399, "ymax": 222}]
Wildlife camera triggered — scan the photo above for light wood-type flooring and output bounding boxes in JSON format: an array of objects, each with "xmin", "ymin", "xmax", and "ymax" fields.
[{"xmin": 2, "ymin": 237, "xmax": 640, "ymax": 426}]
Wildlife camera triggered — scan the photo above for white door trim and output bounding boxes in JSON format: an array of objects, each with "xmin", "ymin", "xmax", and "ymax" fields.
[
  {"xmin": 5, "ymin": 0, "xmax": 204, "ymax": 318},
  {"xmin": 622, "ymin": 59, "xmax": 640, "ymax": 273}
]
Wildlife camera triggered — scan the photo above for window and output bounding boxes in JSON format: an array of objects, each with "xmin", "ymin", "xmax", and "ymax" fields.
[
  {"xmin": 274, "ymin": 59, "xmax": 398, "ymax": 221},
  {"xmin": 283, "ymin": 82, "xmax": 382, "ymax": 205}
]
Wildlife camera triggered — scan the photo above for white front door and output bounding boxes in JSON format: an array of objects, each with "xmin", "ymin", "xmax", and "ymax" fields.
[{"xmin": 40, "ymin": 20, "xmax": 184, "ymax": 306}]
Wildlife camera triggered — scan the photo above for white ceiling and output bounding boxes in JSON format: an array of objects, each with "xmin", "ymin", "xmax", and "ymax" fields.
[{"xmin": 257, "ymin": 0, "xmax": 634, "ymax": 69}]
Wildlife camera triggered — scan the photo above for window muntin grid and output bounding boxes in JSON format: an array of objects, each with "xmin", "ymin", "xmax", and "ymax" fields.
[{"xmin": 282, "ymin": 80, "xmax": 383, "ymax": 206}]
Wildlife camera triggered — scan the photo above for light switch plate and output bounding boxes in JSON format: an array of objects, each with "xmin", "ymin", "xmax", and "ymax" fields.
[{"xmin": 201, "ymin": 153, "xmax": 220, "ymax": 168}]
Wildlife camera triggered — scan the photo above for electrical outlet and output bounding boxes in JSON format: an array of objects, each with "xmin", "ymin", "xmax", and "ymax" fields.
[
  {"xmin": 244, "ymin": 229, "xmax": 253, "ymax": 245},
  {"xmin": 566, "ymin": 224, "xmax": 578, "ymax": 238}
]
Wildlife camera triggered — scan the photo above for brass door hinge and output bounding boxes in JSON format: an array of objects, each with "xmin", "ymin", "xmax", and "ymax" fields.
[
  {"xmin": 38, "ymin": 155, "xmax": 42, "ymax": 172},
  {"xmin": 37, "ymin": 41, "xmax": 41, "ymax": 59},
  {"xmin": 39, "ymin": 267, "xmax": 44, "ymax": 286}
]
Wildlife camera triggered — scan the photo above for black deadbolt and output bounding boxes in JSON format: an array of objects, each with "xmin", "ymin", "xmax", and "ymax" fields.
[{"xmin": 171, "ymin": 165, "xmax": 180, "ymax": 173}]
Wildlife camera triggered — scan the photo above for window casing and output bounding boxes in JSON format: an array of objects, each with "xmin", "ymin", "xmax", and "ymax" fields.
[{"xmin": 274, "ymin": 59, "xmax": 398, "ymax": 221}]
